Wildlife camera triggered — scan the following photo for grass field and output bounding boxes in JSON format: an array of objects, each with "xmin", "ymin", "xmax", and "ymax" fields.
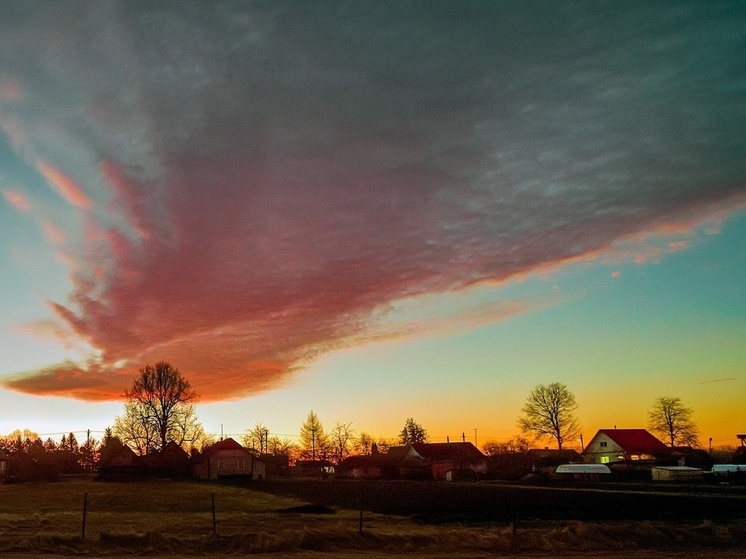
[{"xmin": 1, "ymin": 477, "xmax": 746, "ymax": 556}]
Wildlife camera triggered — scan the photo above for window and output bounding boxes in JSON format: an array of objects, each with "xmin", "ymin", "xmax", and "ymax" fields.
[
  {"xmin": 599, "ymin": 441, "xmax": 607, "ymax": 447},
  {"xmin": 218, "ymin": 461, "xmax": 225, "ymax": 470},
  {"xmin": 238, "ymin": 460, "xmax": 245, "ymax": 470},
  {"xmin": 600, "ymin": 456, "xmax": 610, "ymax": 464}
]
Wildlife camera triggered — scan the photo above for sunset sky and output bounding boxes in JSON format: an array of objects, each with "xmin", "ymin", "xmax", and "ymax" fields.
[{"xmin": 1, "ymin": 2, "xmax": 744, "ymax": 449}]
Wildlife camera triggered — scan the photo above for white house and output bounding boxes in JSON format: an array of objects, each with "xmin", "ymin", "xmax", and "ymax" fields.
[{"xmin": 583, "ymin": 429, "xmax": 667, "ymax": 464}]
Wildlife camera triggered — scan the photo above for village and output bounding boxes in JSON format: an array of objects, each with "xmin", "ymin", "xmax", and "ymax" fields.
[{"xmin": 3, "ymin": 426, "xmax": 744, "ymax": 486}]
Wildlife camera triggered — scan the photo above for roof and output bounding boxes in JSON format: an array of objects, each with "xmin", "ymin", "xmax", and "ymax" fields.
[
  {"xmin": 197, "ymin": 437, "xmax": 250, "ymax": 462},
  {"xmin": 104, "ymin": 445, "xmax": 147, "ymax": 467},
  {"xmin": 593, "ymin": 429, "xmax": 667, "ymax": 454},
  {"xmin": 410, "ymin": 442, "xmax": 486, "ymax": 462}
]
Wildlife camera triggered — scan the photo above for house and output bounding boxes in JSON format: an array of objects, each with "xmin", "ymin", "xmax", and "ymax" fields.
[
  {"xmin": 143, "ymin": 441, "xmax": 192, "ymax": 478},
  {"xmin": 583, "ymin": 429, "xmax": 667, "ymax": 464},
  {"xmin": 338, "ymin": 454, "xmax": 383, "ymax": 479},
  {"xmin": 409, "ymin": 442, "xmax": 488, "ymax": 480},
  {"xmin": 294, "ymin": 459, "xmax": 335, "ymax": 478},
  {"xmin": 194, "ymin": 438, "xmax": 265, "ymax": 480},
  {"xmin": 337, "ymin": 446, "xmax": 428, "ymax": 480},
  {"xmin": 96, "ymin": 445, "xmax": 148, "ymax": 480},
  {"xmin": 0, "ymin": 449, "xmax": 9, "ymax": 480}
]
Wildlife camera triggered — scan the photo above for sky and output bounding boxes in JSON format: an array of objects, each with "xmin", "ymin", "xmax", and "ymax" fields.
[{"xmin": 0, "ymin": 1, "xmax": 744, "ymax": 449}]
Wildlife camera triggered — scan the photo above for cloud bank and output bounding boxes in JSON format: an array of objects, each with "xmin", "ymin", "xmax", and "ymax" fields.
[{"xmin": 0, "ymin": 2, "xmax": 744, "ymax": 400}]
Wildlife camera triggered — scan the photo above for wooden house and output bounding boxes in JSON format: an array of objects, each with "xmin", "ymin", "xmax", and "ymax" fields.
[{"xmin": 194, "ymin": 438, "xmax": 265, "ymax": 480}]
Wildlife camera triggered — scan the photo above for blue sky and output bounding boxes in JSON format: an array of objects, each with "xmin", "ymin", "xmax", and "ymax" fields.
[{"xmin": 0, "ymin": 2, "xmax": 744, "ymax": 448}]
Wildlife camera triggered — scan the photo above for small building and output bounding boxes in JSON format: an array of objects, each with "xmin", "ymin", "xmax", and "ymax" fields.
[
  {"xmin": 651, "ymin": 465, "xmax": 704, "ymax": 482},
  {"xmin": 337, "ymin": 446, "xmax": 428, "ymax": 480},
  {"xmin": 554, "ymin": 463, "xmax": 611, "ymax": 481},
  {"xmin": 194, "ymin": 438, "xmax": 265, "ymax": 480},
  {"xmin": 583, "ymin": 429, "xmax": 667, "ymax": 464},
  {"xmin": 143, "ymin": 441, "xmax": 193, "ymax": 479},
  {"xmin": 409, "ymin": 442, "xmax": 488, "ymax": 481},
  {"xmin": 97, "ymin": 445, "xmax": 148, "ymax": 480},
  {"xmin": 0, "ymin": 449, "xmax": 10, "ymax": 480},
  {"xmin": 339, "ymin": 454, "xmax": 383, "ymax": 479},
  {"xmin": 294, "ymin": 459, "xmax": 335, "ymax": 477}
]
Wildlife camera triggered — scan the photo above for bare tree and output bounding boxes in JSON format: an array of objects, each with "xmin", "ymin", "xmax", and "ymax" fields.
[
  {"xmin": 267, "ymin": 436, "xmax": 299, "ymax": 463},
  {"xmin": 243, "ymin": 421, "xmax": 271, "ymax": 453},
  {"xmin": 482, "ymin": 436, "xmax": 531, "ymax": 456},
  {"xmin": 398, "ymin": 417, "xmax": 429, "ymax": 444},
  {"xmin": 648, "ymin": 396, "xmax": 700, "ymax": 447},
  {"xmin": 330, "ymin": 421, "xmax": 356, "ymax": 464},
  {"xmin": 518, "ymin": 382, "xmax": 580, "ymax": 449},
  {"xmin": 120, "ymin": 361, "xmax": 200, "ymax": 452},
  {"xmin": 355, "ymin": 432, "xmax": 374, "ymax": 455}
]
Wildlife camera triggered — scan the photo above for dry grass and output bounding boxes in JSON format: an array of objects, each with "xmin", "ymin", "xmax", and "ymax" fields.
[{"xmin": 1, "ymin": 478, "xmax": 745, "ymax": 556}]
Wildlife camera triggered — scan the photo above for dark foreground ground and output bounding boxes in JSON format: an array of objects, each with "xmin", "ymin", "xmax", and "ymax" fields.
[
  {"xmin": 1, "ymin": 478, "xmax": 746, "ymax": 556},
  {"xmin": 255, "ymin": 478, "xmax": 746, "ymax": 523}
]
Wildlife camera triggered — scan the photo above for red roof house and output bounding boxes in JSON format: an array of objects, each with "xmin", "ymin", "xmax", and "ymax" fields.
[{"xmin": 583, "ymin": 429, "xmax": 667, "ymax": 464}]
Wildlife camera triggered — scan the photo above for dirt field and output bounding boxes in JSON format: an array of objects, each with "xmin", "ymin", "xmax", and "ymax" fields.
[{"xmin": 1, "ymin": 477, "xmax": 745, "ymax": 556}]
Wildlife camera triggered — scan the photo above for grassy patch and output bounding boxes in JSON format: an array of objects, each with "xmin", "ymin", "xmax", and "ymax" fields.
[{"xmin": 1, "ymin": 478, "xmax": 746, "ymax": 556}]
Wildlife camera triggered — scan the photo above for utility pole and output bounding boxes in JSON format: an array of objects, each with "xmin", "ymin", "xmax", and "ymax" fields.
[
  {"xmin": 474, "ymin": 428, "xmax": 478, "ymax": 448},
  {"xmin": 461, "ymin": 432, "xmax": 465, "ymax": 443}
]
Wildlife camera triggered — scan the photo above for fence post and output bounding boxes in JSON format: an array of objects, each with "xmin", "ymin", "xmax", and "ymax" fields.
[
  {"xmin": 81, "ymin": 493, "xmax": 88, "ymax": 540},
  {"xmin": 358, "ymin": 482, "xmax": 364, "ymax": 534},
  {"xmin": 510, "ymin": 490, "xmax": 517, "ymax": 535},
  {"xmin": 211, "ymin": 493, "xmax": 217, "ymax": 535}
]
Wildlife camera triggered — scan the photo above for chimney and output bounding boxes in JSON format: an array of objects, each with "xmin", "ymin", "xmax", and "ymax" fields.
[{"xmin": 371, "ymin": 442, "xmax": 379, "ymax": 456}]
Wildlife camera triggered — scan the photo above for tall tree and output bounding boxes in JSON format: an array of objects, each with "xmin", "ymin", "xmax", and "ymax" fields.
[
  {"xmin": 648, "ymin": 396, "xmax": 700, "ymax": 447},
  {"xmin": 299, "ymin": 410, "xmax": 328, "ymax": 460},
  {"xmin": 118, "ymin": 361, "xmax": 200, "ymax": 453},
  {"xmin": 518, "ymin": 382, "xmax": 580, "ymax": 450},
  {"xmin": 398, "ymin": 418, "xmax": 429, "ymax": 444}
]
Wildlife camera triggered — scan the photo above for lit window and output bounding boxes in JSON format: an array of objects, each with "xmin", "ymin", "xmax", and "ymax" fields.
[{"xmin": 238, "ymin": 460, "xmax": 245, "ymax": 470}]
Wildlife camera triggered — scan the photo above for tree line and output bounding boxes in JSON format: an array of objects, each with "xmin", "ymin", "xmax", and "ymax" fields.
[{"xmin": 1, "ymin": 362, "xmax": 711, "ymax": 477}]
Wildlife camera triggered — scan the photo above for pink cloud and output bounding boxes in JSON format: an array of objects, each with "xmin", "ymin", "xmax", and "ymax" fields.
[
  {"xmin": 0, "ymin": 80, "xmax": 21, "ymax": 100},
  {"xmin": 2, "ymin": 4, "xmax": 746, "ymax": 401},
  {"xmin": 2, "ymin": 189, "xmax": 31, "ymax": 213},
  {"xmin": 41, "ymin": 221, "xmax": 66, "ymax": 244},
  {"xmin": 611, "ymin": 271, "xmax": 621, "ymax": 278},
  {"xmin": 37, "ymin": 162, "xmax": 92, "ymax": 209},
  {"xmin": 668, "ymin": 241, "xmax": 688, "ymax": 253}
]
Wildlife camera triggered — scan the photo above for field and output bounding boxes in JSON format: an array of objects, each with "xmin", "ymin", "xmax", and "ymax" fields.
[{"xmin": 0, "ymin": 477, "xmax": 745, "ymax": 557}]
